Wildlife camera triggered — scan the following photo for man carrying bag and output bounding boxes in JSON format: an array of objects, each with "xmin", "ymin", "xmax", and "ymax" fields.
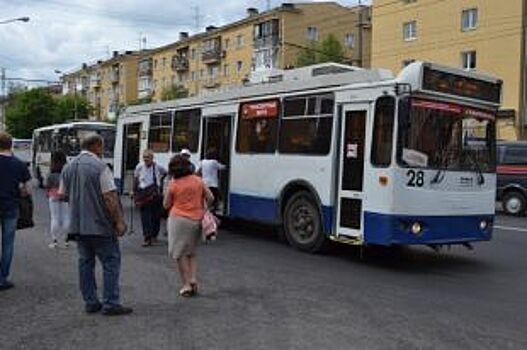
[{"xmin": 132, "ymin": 149, "xmax": 167, "ymax": 247}]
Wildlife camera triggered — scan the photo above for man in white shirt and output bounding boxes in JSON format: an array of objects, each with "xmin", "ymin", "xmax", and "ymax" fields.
[
  {"xmin": 198, "ymin": 149, "xmax": 226, "ymax": 212},
  {"xmin": 133, "ymin": 149, "xmax": 167, "ymax": 246}
]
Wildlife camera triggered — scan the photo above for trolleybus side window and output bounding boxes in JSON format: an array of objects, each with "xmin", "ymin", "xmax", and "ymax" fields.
[
  {"xmin": 371, "ymin": 96, "xmax": 395, "ymax": 167},
  {"xmin": 172, "ymin": 109, "xmax": 200, "ymax": 153},
  {"xmin": 279, "ymin": 93, "xmax": 334, "ymax": 155},
  {"xmin": 39, "ymin": 130, "xmax": 52, "ymax": 152},
  {"xmin": 236, "ymin": 99, "xmax": 279, "ymax": 154},
  {"xmin": 148, "ymin": 111, "xmax": 172, "ymax": 152}
]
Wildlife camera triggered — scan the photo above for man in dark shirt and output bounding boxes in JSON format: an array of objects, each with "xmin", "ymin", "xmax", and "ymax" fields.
[{"xmin": 0, "ymin": 132, "xmax": 31, "ymax": 291}]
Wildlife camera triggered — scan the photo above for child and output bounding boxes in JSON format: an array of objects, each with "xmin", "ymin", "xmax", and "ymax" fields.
[{"xmin": 46, "ymin": 150, "xmax": 69, "ymax": 248}]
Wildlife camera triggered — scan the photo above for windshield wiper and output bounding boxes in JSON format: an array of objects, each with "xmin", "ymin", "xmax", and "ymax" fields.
[
  {"xmin": 430, "ymin": 169, "xmax": 445, "ymax": 184},
  {"xmin": 465, "ymin": 150, "xmax": 485, "ymax": 186}
]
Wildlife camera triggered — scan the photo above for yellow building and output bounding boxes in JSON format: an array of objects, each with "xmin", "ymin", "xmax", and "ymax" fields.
[
  {"xmin": 150, "ymin": 2, "xmax": 371, "ymax": 101},
  {"xmin": 371, "ymin": 0, "xmax": 526, "ymax": 140},
  {"xmin": 62, "ymin": 50, "xmax": 147, "ymax": 120}
]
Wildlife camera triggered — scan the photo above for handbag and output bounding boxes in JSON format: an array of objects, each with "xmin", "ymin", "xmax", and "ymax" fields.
[
  {"xmin": 201, "ymin": 210, "xmax": 219, "ymax": 241},
  {"xmin": 17, "ymin": 195, "xmax": 34, "ymax": 230},
  {"xmin": 134, "ymin": 164, "xmax": 161, "ymax": 208}
]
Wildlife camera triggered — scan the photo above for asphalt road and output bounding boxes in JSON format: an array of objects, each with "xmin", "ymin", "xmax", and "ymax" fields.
[{"xmin": 1, "ymin": 188, "xmax": 526, "ymax": 350}]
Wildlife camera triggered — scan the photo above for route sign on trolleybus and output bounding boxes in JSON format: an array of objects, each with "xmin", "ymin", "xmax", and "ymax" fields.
[{"xmin": 114, "ymin": 61, "xmax": 501, "ymax": 252}]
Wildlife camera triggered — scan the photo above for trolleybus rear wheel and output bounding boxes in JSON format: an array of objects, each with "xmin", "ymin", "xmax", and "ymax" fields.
[
  {"xmin": 283, "ymin": 191, "xmax": 325, "ymax": 252},
  {"xmin": 503, "ymin": 191, "xmax": 526, "ymax": 216}
]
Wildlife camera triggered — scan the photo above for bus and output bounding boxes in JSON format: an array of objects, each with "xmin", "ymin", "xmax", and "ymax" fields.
[
  {"xmin": 32, "ymin": 121, "xmax": 116, "ymax": 186},
  {"xmin": 12, "ymin": 138, "xmax": 32, "ymax": 166},
  {"xmin": 114, "ymin": 62, "xmax": 501, "ymax": 252}
]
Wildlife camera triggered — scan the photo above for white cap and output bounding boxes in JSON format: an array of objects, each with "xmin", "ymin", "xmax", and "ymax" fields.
[{"xmin": 180, "ymin": 148, "xmax": 191, "ymax": 156}]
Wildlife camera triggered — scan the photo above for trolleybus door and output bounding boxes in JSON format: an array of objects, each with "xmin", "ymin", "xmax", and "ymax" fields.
[
  {"xmin": 122, "ymin": 122, "xmax": 142, "ymax": 194},
  {"xmin": 336, "ymin": 104, "xmax": 370, "ymax": 240},
  {"xmin": 201, "ymin": 114, "xmax": 233, "ymax": 216}
]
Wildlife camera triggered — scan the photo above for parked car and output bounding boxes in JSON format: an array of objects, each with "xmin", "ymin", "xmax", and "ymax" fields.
[{"xmin": 497, "ymin": 141, "xmax": 527, "ymax": 215}]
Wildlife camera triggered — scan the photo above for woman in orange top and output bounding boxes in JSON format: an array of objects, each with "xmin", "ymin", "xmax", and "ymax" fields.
[{"xmin": 163, "ymin": 154, "xmax": 213, "ymax": 297}]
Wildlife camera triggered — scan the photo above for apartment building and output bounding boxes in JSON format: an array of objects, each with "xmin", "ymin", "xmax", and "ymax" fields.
[
  {"xmin": 371, "ymin": 0, "xmax": 526, "ymax": 140},
  {"xmin": 149, "ymin": 2, "xmax": 371, "ymax": 101},
  {"xmin": 62, "ymin": 50, "xmax": 147, "ymax": 120}
]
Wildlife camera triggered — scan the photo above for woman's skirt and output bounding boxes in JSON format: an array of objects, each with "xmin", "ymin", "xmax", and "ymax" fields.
[{"xmin": 167, "ymin": 216, "xmax": 201, "ymax": 260}]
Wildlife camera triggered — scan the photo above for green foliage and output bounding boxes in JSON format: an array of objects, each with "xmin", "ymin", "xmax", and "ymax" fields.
[
  {"xmin": 5, "ymin": 88, "xmax": 92, "ymax": 139},
  {"xmin": 161, "ymin": 84, "xmax": 189, "ymax": 102},
  {"xmin": 295, "ymin": 34, "xmax": 346, "ymax": 68}
]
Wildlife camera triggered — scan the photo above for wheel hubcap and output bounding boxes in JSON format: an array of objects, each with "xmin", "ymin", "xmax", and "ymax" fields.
[
  {"xmin": 290, "ymin": 204, "xmax": 316, "ymax": 243},
  {"xmin": 506, "ymin": 198, "xmax": 521, "ymax": 214}
]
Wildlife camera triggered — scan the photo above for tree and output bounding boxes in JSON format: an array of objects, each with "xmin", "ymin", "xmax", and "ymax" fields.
[
  {"xmin": 161, "ymin": 84, "xmax": 189, "ymax": 101},
  {"xmin": 295, "ymin": 34, "xmax": 346, "ymax": 68},
  {"xmin": 5, "ymin": 88, "xmax": 59, "ymax": 139},
  {"xmin": 54, "ymin": 94, "xmax": 91, "ymax": 121},
  {"xmin": 5, "ymin": 88, "xmax": 92, "ymax": 139}
]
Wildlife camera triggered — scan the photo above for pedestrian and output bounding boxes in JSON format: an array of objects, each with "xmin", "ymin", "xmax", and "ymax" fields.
[
  {"xmin": 60, "ymin": 134, "xmax": 132, "ymax": 315},
  {"xmin": 197, "ymin": 149, "xmax": 226, "ymax": 212},
  {"xmin": 0, "ymin": 132, "xmax": 31, "ymax": 291},
  {"xmin": 132, "ymin": 149, "xmax": 167, "ymax": 246},
  {"xmin": 164, "ymin": 154, "xmax": 213, "ymax": 297},
  {"xmin": 46, "ymin": 150, "xmax": 69, "ymax": 249},
  {"xmin": 180, "ymin": 148, "xmax": 196, "ymax": 173}
]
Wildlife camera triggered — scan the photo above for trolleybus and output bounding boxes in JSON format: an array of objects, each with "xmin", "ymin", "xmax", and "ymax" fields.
[
  {"xmin": 114, "ymin": 61, "xmax": 501, "ymax": 252},
  {"xmin": 32, "ymin": 121, "xmax": 116, "ymax": 186}
]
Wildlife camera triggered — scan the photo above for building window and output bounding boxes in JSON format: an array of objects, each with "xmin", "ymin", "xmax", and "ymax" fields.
[
  {"xmin": 190, "ymin": 48, "xmax": 196, "ymax": 59},
  {"xmin": 172, "ymin": 109, "xmax": 200, "ymax": 153},
  {"xmin": 191, "ymin": 71, "xmax": 196, "ymax": 81},
  {"xmin": 462, "ymin": 8, "xmax": 478, "ymax": 31},
  {"xmin": 403, "ymin": 21, "xmax": 417, "ymax": 41},
  {"xmin": 224, "ymin": 38, "xmax": 230, "ymax": 50},
  {"xmin": 402, "ymin": 59, "xmax": 415, "ymax": 67},
  {"xmin": 236, "ymin": 35, "xmax": 244, "ymax": 48},
  {"xmin": 402, "ymin": 0, "xmax": 417, "ymax": 3},
  {"xmin": 344, "ymin": 33, "xmax": 355, "ymax": 49},
  {"xmin": 224, "ymin": 64, "xmax": 229, "ymax": 77},
  {"xmin": 236, "ymin": 61, "xmax": 243, "ymax": 73},
  {"xmin": 148, "ymin": 112, "xmax": 172, "ymax": 152},
  {"xmin": 462, "ymin": 51, "xmax": 477, "ymax": 70},
  {"xmin": 279, "ymin": 93, "xmax": 334, "ymax": 155},
  {"xmin": 199, "ymin": 69, "xmax": 204, "ymax": 79},
  {"xmin": 236, "ymin": 99, "xmax": 279, "ymax": 154},
  {"xmin": 371, "ymin": 96, "xmax": 395, "ymax": 167},
  {"xmin": 162, "ymin": 57, "xmax": 166, "ymax": 68},
  {"xmin": 307, "ymin": 26, "xmax": 319, "ymax": 41}
]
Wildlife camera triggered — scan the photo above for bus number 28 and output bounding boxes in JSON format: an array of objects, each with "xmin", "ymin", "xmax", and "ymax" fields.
[{"xmin": 407, "ymin": 170, "xmax": 424, "ymax": 187}]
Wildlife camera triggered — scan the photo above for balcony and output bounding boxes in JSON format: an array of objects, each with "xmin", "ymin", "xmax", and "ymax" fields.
[
  {"xmin": 203, "ymin": 78, "xmax": 220, "ymax": 89},
  {"xmin": 138, "ymin": 61, "xmax": 153, "ymax": 77},
  {"xmin": 172, "ymin": 56, "xmax": 189, "ymax": 72},
  {"xmin": 201, "ymin": 49, "xmax": 223, "ymax": 64},
  {"xmin": 138, "ymin": 88, "xmax": 153, "ymax": 99},
  {"xmin": 89, "ymin": 76, "xmax": 101, "ymax": 88},
  {"xmin": 253, "ymin": 35, "xmax": 280, "ymax": 49},
  {"xmin": 110, "ymin": 69, "xmax": 119, "ymax": 83}
]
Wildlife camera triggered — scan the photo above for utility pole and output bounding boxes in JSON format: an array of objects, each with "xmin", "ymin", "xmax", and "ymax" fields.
[{"xmin": 1, "ymin": 68, "xmax": 6, "ymax": 131}]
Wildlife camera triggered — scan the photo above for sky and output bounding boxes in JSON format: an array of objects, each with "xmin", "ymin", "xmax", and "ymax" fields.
[{"xmin": 0, "ymin": 0, "xmax": 367, "ymax": 88}]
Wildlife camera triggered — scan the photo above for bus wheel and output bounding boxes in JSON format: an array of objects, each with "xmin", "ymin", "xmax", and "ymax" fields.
[
  {"xmin": 283, "ymin": 191, "xmax": 325, "ymax": 252},
  {"xmin": 503, "ymin": 191, "xmax": 526, "ymax": 216}
]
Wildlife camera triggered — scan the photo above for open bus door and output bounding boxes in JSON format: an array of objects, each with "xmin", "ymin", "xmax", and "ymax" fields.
[
  {"xmin": 201, "ymin": 115, "xmax": 232, "ymax": 216},
  {"xmin": 122, "ymin": 122, "xmax": 142, "ymax": 194},
  {"xmin": 335, "ymin": 103, "xmax": 371, "ymax": 243}
]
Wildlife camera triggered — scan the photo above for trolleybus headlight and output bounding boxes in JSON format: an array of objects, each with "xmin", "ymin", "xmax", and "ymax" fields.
[
  {"xmin": 411, "ymin": 222, "xmax": 423, "ymax": 235},
  {"xmin": 479, "ymin": 220, "xmax": 488, "ymax": 231}
]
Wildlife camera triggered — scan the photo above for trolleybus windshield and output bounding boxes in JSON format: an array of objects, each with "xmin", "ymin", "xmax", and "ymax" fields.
[{"xmin": 397, "ymin": 98, "xmax": 496, "ymax": 172}]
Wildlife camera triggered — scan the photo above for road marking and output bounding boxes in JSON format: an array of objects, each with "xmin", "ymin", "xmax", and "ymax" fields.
[{"xmin": 494, "ymin": 225, "xmax": 527, "ymax": 233}]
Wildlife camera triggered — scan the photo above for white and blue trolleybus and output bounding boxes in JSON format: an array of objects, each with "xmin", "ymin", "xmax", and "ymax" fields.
[{"xmin": 114, "ymin": 62, "xmax": 501, "ymax": 252}]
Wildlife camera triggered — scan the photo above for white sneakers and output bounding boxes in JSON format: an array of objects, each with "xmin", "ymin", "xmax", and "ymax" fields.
[{"xmin": 48, "ymin": 240, "xmax": 69, "ymax": 249}]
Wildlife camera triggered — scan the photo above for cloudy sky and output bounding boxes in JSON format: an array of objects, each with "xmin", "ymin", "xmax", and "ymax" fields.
[{"xmin": 0, "ymin": 0, "xmax": 367, "ymax": 86}]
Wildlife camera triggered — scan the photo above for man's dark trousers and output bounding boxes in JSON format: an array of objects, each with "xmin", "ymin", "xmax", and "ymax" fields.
[{"xmin": 140, "ymin": 199, "xmax": 161, "ymax": 241}]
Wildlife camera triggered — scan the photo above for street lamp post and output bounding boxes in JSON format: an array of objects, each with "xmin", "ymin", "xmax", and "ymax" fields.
[
  {"xmin": 55, "ymin": 69, "xmax": 77, "ymax": 120},
  {"xmin": 0, "ymin": 17, "xmax": 30, "ymax": 25}
]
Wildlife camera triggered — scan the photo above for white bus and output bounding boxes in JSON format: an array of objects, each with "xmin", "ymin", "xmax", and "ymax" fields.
[
  {"xmin": 32, "ymin": 121, "xmax": 116, "ymax": 186},
  {"xmin": 114, "ymin": 62, "xmax": 501, "ymax": 252},
  {"xmin": 12, "ymin": 138, "xmax": 32, "ymax": 166}
]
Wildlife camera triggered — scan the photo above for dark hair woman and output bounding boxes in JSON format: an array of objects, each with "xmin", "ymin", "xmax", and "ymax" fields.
[
  {"xmin": 46, "ymin": 150, "xmax": 70, "ymax": 248},
  {"xmin": 163, "ymin": 155, "xmax": 213, "ymax": 297}
]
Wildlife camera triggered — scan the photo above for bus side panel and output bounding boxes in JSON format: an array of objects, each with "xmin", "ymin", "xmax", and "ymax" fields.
[
  {"xmin": 228, "ymin": 154, "xmax": 334, "ymax": 232},
  {"xmin": 114, "ymin": 119, "xmax": 125, "ymax": 193}
]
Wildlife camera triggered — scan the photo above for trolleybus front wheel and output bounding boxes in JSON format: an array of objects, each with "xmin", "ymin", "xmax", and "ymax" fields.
[{"xmin": 283, "ymin": 191, "xmax": 326, "ymax": 253}]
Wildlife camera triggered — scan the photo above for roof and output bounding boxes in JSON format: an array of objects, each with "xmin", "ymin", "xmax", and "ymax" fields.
[
  {"xmin": 34, "ymin": 121, "xmax": 115, "ymax": 132},
  {"xmin": 125, "ymin": 63, "xmax": 394, "ymax": 115}
]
